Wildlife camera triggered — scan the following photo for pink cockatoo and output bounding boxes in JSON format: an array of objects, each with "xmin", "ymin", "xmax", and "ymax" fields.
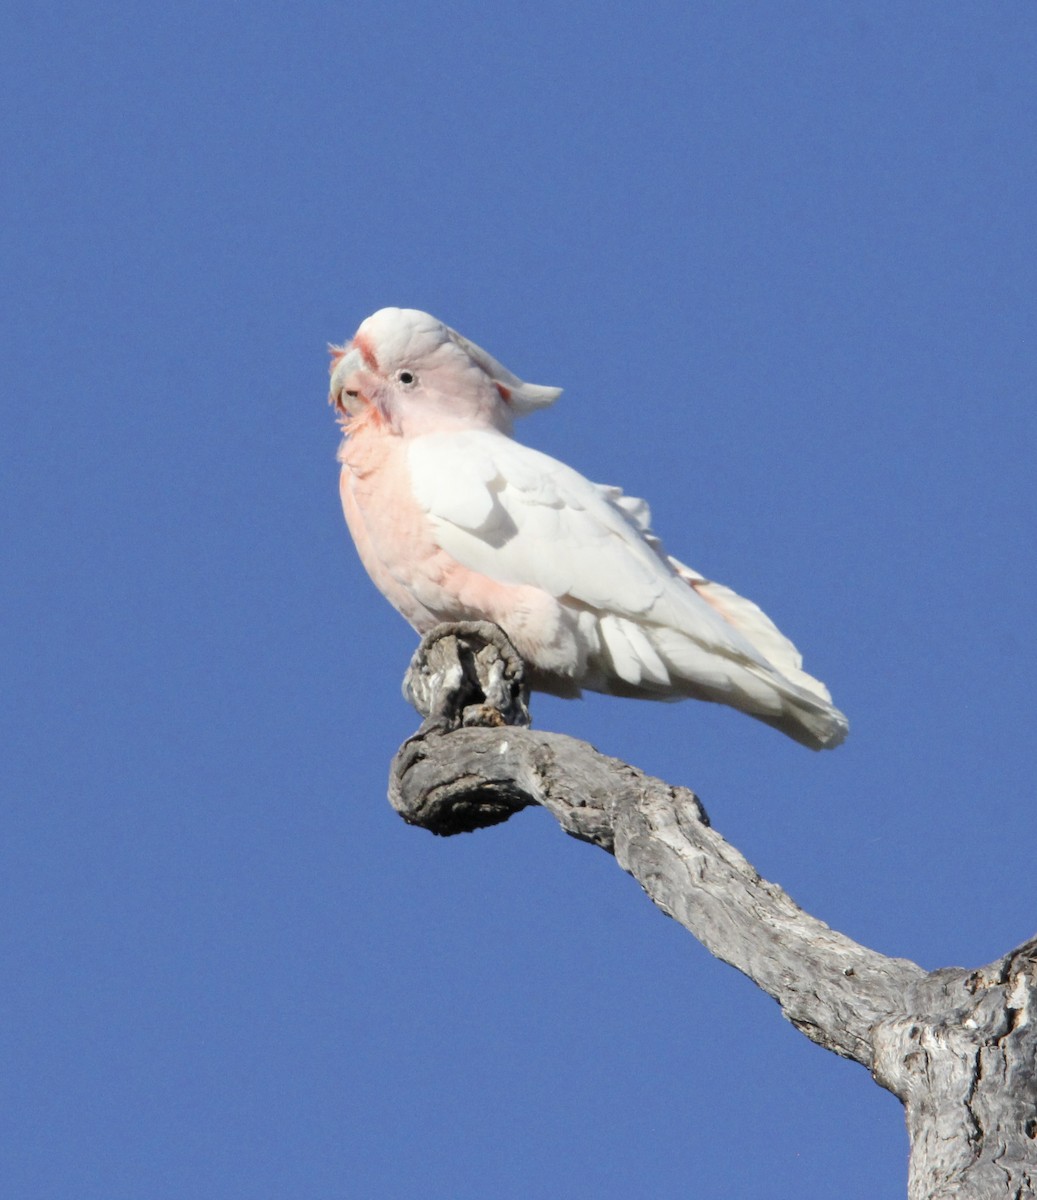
[{"xmin": 329, "ymin": 307, "xmax": 848, "ymax": 749}]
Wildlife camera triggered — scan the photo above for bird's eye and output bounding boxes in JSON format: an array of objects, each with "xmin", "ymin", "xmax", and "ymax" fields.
[{"xmin": 397, "ymin": 370, "xmax": 416, "ymax": 385}]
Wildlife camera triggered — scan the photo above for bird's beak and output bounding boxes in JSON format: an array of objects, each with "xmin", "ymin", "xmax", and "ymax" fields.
[{"xmin": 328, "ymin": 344, "xmax": 369, "ymax": 417}]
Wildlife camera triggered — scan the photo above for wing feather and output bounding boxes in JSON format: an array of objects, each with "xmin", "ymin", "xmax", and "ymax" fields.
[
  {"xmin": 409, "ymin": 432, "xmax": 676, "ymax": 620},
  {"xmin": 406, "ymin": 430, "xmax": 848, "ymax": 748}
]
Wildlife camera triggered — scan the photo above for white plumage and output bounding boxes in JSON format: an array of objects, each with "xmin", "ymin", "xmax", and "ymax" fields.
[{"xmin": 331, "ymin": 307, "xmax": 848, "ymax": 749}]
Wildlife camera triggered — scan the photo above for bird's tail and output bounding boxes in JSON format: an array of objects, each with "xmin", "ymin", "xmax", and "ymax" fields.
[
  {"xmin": 599, "ymin": 485, "xmax": 849, "ymax": 750},
  {"xmin": 746, "ymin": 675, "xmax": 849, "ymax": 750},
  {"xmin": 646, "ymin": 621, "xmax": 849, "ymax": 750}
]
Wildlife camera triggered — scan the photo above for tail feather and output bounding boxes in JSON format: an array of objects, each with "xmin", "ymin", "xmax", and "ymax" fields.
[
  {"xmin": 753, "ymin": 688, "xmax": 850, "ymax": 750},
  {"xmin": 596, "ymin": 483, "xmax": 849, "ymax": 750}
]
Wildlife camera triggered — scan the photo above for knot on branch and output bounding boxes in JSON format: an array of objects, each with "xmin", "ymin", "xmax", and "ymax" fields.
[
  {"xmin": 388, "ymin": 732, "xmax": 538, "ymax": 836},
  {"xmin": 402, "ymin": 621, "xmax": 531, "ymax": 732}
]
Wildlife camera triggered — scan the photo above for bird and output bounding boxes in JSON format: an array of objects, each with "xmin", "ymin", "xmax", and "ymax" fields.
[{"xmin": 329, "ymin": 307, "xmax": 848, "ymax": 749}]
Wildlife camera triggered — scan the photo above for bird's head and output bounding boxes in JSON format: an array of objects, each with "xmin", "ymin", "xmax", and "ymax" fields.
[{"xmin": 329, "ymin": 307, "xmax": 561, "ymax": 437}]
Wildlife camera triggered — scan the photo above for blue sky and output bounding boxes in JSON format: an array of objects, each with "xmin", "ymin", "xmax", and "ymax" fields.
[{"xmin": 2, "ymin": 3, "xmax": 1035, "ymax": 1197}]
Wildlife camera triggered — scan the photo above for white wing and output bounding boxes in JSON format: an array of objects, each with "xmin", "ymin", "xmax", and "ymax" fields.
[
  {"xmin": 407, "ymin": 431, "xmax": 754, "ymax": 648},
  {"xmin": 407, "ymin": 430, "xmax": 847, "ymax": 748}
]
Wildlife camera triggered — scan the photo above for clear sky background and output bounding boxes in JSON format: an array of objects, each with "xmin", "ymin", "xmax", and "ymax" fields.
[{"xmin": 3, "ymin": 4, "xmax": 1035, "ymax": 1197}]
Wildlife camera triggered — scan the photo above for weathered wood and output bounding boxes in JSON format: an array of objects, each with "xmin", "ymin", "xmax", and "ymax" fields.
[
  {"xmin": 873, "ymin": 943, "xmax": 1037, "ymax": 1200},
  {"xmin": 388, "ymin": 623, "xmax": 1037, "ymax": 1199},
  {"xmin": 401, "ymin": 620, "xmax": 530, "ymax": 732}
]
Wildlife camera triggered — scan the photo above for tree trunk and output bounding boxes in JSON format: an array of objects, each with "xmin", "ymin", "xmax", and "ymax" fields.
[{"xmin": 388, "ymin": 623, "xmax": 1037, "ymax": 1199}]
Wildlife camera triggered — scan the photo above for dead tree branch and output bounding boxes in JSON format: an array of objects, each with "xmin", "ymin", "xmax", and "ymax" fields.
[{"xmin": 388, "ymin": 622, "xmax": 1037, "ymax": 1200}]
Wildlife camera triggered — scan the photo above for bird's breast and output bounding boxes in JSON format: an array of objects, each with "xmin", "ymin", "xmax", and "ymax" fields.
[
  {"xmin": 338, "ymin": 430, "xmax": 447, "ymax": 629},
  {"xmin": 337, "ymin": 430, "xmax": 580, "ymax": 679}
]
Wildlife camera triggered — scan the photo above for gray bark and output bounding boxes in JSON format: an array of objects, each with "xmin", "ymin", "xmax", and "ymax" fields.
[{"xmin": 389, "ymin": 623, "xmax": 1037, "ymax": 1200}]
